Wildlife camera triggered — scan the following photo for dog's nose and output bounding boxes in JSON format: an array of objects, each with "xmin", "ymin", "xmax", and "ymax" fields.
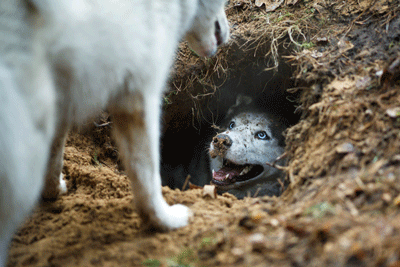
[{"xmin": 213, "ymin": 134, "xmax": 232, "ymax": 148}]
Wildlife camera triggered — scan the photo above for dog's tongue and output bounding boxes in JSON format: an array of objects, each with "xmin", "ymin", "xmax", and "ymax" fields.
[{"xmin": 213, "ymin": 165, "xmax": 244, "ymax": 181}]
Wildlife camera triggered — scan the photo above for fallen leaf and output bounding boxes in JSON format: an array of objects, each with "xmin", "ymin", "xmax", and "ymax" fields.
[
  {"xmin": 285, "ymin": 0, "xmax": 299, "ymax": 5},
  {"xmin": 311, "ymin": 50, "xmax": 323, "ymax": 58},
  {"xmin": 234, "ymin": 0, "xmax": 247, "ymax": 8},
  {"xmin": 338, "ymin": 39, "xmax": 354, "ymax": 54},
  {"xmin": 255, "ymin": 0, "xmax": 284, "ymax": 12},
  {"xmin": 386, "ymin": 107, "xmax": 400, "ymax": 118},
  {"xmin": 316, "ymin": 37, "xmax": 329, "ymax": 46},
  {"xmin": 393, "ymin": 195, "xmax": 400, "ymax": 206}
]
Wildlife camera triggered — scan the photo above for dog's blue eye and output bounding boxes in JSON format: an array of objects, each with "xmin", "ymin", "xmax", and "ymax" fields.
[
  {"xmin": 255, "ymin": 131, "xmax": 270, "ymax": 140},
  {"xmin": 228, "ymin": 121, "xmax": 235, "ymax": 129}
]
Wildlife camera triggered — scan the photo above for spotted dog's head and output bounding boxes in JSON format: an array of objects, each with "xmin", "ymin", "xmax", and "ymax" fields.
[{"xmin": 209, "ymin": 95, "xmax": 287, "ymax": 198}]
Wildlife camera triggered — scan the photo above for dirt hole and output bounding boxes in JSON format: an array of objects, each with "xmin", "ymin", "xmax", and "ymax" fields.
[{"xmin": 161, "ymin": 38, "xmax": 301, "ymax": 198}]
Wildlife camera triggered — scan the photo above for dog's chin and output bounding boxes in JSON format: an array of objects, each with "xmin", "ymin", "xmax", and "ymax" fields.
[
  {"xmin": 211, "ymin": 159, "xmax": 279, "ymax": 191},
  {"xmin": 186, "ymin": 39, "xmax": 217, "ymax": 57},
  {"xmin": 185, "ymin": 26, "xmax": 222, "ymax": 57}
]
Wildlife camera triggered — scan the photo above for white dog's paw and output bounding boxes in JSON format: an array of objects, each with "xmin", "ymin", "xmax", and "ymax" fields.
[
  {"xmin": 157, "ymin": 203, "xmax": 192, "ymax": 230},
  {"xmin": 58, "ymin": 174, "xmax": 67, "ymax": 195}
]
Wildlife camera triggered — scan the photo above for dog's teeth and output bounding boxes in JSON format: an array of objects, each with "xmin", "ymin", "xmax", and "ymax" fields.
[
  {"xmin": 212, "ymin": 169, "xmax": 215, "ymax": 176},
  {"xmin": 240, "ymin": 165, "xmax": 252, "ymax": 176},
  {"xmin": 226, "ymin": 174, "xmax": 230, "ymax": 179}
]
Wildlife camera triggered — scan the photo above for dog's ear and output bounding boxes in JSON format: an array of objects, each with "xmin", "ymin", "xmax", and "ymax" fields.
[
  {"xmin": 25, "ymin": 0, "xmax": 40, "ymax": 17},
  {"xmin": 226, "ymin": 94, "xmax": 253, "ymax": 117},
  {"xmin": 236, "ymin": 94, "xmax": 252, "ymax": 106}
]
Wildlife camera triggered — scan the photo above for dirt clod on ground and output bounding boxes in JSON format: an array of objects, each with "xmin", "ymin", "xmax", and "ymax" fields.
[{"xmin": 7, "ymin": 0, "xmax": 400, "ymax": 266}]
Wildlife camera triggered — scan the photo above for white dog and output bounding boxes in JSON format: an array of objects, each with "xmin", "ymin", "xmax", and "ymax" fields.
[{"xmin": 0, "ymin": 0, "xmax": 229, "ymax": 265}]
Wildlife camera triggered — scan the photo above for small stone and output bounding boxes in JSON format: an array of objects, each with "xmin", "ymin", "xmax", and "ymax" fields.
[
  {"xmin": 270, "ymin": 218, "xmax": 279, "ymax": 227},
  {"xmin": 382, "ymin": 193, "xmax": 392, "ymax": 203},
  {"xmin": 336, "ymin": 143, "xmax": 355, "ymax": 154},
  {"xmin": 248, "ymin": 233, "xmax": 266, "ymax": 251},
  {"xmin": 231, "ymin": 247, "xmax": 244, "ymax": 257},
  {"xmin": 202, "ymin": 185, "xmax": 217, "ymax": 199}
]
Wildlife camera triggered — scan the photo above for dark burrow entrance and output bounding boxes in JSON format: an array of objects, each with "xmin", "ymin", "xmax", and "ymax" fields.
[{"xmin": 161, "ymin": 38, "xmax": 301, "ymax": 198}]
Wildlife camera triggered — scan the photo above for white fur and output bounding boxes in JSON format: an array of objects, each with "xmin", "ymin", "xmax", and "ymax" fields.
[{"xmin": 0, "ymin": 0, "xmax": 229, "ymax": 265}]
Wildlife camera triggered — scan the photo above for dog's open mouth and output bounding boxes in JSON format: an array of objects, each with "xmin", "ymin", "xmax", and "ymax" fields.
[
  {"xmin": 215, "ymin": 21, "xmax": 223, "ymax": 46},
  {"xmin": 212, "ymin": 160, "xmax": 264, "ymax": 190}
]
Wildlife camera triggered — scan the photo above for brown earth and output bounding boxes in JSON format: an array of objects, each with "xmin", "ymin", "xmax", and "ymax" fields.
[{"xmin": 6, "ymin": 0, "xmax": 400, "ymax": 266}]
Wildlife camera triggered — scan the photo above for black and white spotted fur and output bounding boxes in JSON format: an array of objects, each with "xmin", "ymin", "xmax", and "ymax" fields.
[{"xmin": 209, "ymin": 95, "xmax": 287, "ymax": 199}]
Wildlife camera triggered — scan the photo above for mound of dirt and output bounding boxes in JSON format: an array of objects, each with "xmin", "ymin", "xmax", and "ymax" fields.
[{"xmin": 7, "ymin": 0, "xmax": 400, "ymax": 266}]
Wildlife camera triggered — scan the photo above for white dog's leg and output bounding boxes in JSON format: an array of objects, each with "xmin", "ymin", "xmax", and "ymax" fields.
[
  {"xmin": 58, "ymin": 174, "xmax": 67, "ymax": 195},
  {"xmin": 41, "ymin": 123, "xmax": 69, "ymax": 200},
  {"xmin": 0, "ymin": 63, "xmax": 42, "ymax": 267},
  {"xmin": 111, "ymin": 91, "xmax": 190, "ymax": 230},
  {"xmin": 0, "ymin": 58, "xmax": 54, "ymax": 266}
]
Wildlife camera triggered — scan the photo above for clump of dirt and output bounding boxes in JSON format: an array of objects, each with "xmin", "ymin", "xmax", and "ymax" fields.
[
  {"xmin": 7, "ymin": 0, "xmax": 400, "ymax": 266},
  {"xmin": 209, "ymin": 135, "xmax": 229, "ymax": 159}
]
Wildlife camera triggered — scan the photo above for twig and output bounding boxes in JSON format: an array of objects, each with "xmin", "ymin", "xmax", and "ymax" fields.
[
  {"xmin": 182, "ymin": 175, "xmax": 191, "ymax": 191},
  {"xmin": 253, "ymin": 187, "xmax": 262, "ymax": 198},
  {"xmin": 211, "ymin": 124, "xmax": 223, "ymax": 131},
  {"xmin": 342, "ymin": 0, "xmax": 378, "ymax": 38},
  {"xmin": 265, "ymin": 152, "xmax": 288, "ymax": 171},
  {"xmin": 93, "ymin": 121, "xmax": 112, "ymax": 127},
  {"xmin": 277, "ymin": 178, "xmax": 285, "ymax": 194}
]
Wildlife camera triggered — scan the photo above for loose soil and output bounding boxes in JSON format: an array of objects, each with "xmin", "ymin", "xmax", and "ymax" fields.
[{"xmin": 6, "ymin": 0, "xmax": 400, "ymax": 266}]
